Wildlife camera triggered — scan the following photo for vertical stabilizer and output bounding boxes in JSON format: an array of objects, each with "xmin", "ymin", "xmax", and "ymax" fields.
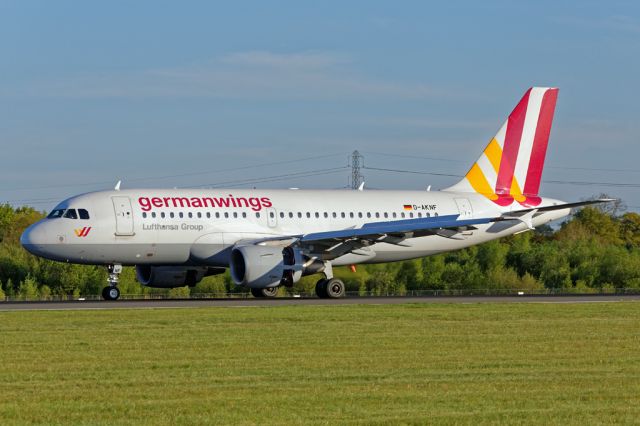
[{"xmin": 444, "ymin": 87, "xmax": 558, "ymax": 207}]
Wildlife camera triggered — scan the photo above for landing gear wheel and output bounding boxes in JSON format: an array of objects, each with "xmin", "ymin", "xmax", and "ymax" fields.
[
  {"xmin": 102, "ymin": 286, "xmax": 120, "ymax": 301},
  {"xmin": 251, "ymin": 287, "xmax": 279, "ymax": 298},
  {"xmin": 325, "ymin": 278, "xmax": 345, "ymax": 298},
  {"xmin": 315, "ymin": 279, "xmax": 328, "ymax": 298}
]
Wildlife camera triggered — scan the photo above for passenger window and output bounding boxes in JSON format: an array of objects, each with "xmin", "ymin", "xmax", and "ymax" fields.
[
  {"xmin": 289, "ymin": 212, "xmax": 294, "ymax": 218},
  {"xmin": 358, "ymin": 212, "xmax": 363, "ymax": 218},
  {"xmin": 401, "ymin": 213, "xmax": 405, "ymax": 218},
  {"xmin": 332, "ymin": 212, "xmax": 337, "ymax": 218},
  {"xmin": 161, "ymin": 212, "xmax": 166, "ymax": 219},
  {"xmin": 384, "ymin": 212, "xmax": 388, "ymax": 218},
  {"xmin": 418, "ymin": 212, "xmax": 422, "ymax": 218},
  {"xmin": 367, "ymin": 212, "xmax": 371, "ymax": 218},
  {"xmin": 375, "ymin": 212, "xmax": 380, "ymax": 218},
  {"xmin": 216, "ymin": 212, "xmax": 221, "ymax": 218},
  {"xmin": 280, "ymin": 212, "xmax": 285, "ymax": 219},
  {"xmin": 298, "ymin": 212, "xmax": 302, "ymax": 218},
  {"xmin": 270, "ymin": 212, "xmax": 275, "ymax": 218},
  {"xmin": 324, "ymin": 212, "xmax": 328, "ymax": 218},
  {"xmin": 426, "ymin": 212, "xmax": 430, "ymax": 217},
  {"xmin": 188, "ymin": 212, "xmax": 193, "ymax": 218},
  {"xmin": 171, "ymin": 212, "xmax": 175, "ymax": 218},
  {"xmin": 233, "ymin": 212, "xmax": 238, "ymax": 218},
  {"xmin": 349, "ymin": 212, "xmax": 354, "ymax": 218},
  {"xmin": 435, "ymin": 212, "xmax": 439, "ymax": 217},
  {"xmin": 409, "ymin": 212, "xmax": 414, "ymax": 218},
  {"xmin": 306, "ymin": 212, "xmax": 311, "ymax": 218},
  {"xmin": 206, "ymin": 212, "xmax": 210, "ymax": 218},
  {"xmin": 242, "ymin": 212, "xmax": 247, "ymax": 218},
  {"xmin": 47, "ymin": 209, "xmax": 65, "ymax": 219},
  {"xmin": 392, "ymin": 212, "xmax": 397, "ymax": 218},
  {"xmin": 179, "ymin": 212, "xmax": 184, "ymax": 218},
  {"xmin": 255, "ymin": 212, "xmax": 260, "ymax": 219},
  {"xmin": 197, "ymin": 212, "xmax": 202, "ymax": 218},
  {"xmin": 224, "ymin": 212, "xmax": 229, "ymax": 218},
  {"xmin": 152, "ymin": 212, "xmax": 157, "ymax": 218},
  {"xmin": 78, "ymin": 209, "xmax": 90, "ymax": 219},
  {"xmin": 142, "ymin": 212, "xmax": 147, "ymax": 218},
  {"xmin": 341, "ymin": 212, "xmax": 346, "ymax": 218},
  {"xmin": 64, "ymin": 209, "xmax": 78, "ymax": 219},
  {"xmin": 315, "ymin": 212, "xmax": 319, "ymax": 218}
]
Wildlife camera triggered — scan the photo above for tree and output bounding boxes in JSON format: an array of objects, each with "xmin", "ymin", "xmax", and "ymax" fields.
[
  {"xmin": 620, "ymin": 213, "xmax": 640, "ymax": 247},
  {"xmin": 18, "ymin": 275, "xmax": 39, "ymax": 300}
]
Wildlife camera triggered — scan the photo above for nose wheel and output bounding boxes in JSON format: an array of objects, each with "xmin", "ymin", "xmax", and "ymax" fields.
[
  {"xmin": 102, "ymin": 286, "xmax": 121, "ymax": 301},
  {"xmin": 102, "ymin": 264, "xmax": 122, "ymax": 301}
]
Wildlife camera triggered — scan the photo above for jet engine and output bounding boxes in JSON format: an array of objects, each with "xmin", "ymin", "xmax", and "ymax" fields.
[
  {"xmin": 229, "ymin": 245, "xmax": 308, "ymax": 289},
  {"xmin": 135, "ymin": 265, "xmax": 224, "ymax": 288}
]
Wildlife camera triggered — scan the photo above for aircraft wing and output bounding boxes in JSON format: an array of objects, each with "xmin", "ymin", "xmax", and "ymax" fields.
[
  {"xmin": 247, "ymin": 199, "xmax": 614, "ymax": 260},
  {"xmin": 296, "ymin": 214, "xmax": 491, "ymax": 259}
]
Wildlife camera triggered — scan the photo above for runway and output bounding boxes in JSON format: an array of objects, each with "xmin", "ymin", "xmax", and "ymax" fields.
[{"xmin": 1, "ymin": 295, "xmax": 638, "ymax": 311}]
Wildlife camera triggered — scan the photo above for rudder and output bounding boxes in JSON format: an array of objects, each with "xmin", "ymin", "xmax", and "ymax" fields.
[{"xmin": 445, "ymin": 87, "xmax": 558, "ymax": 207}]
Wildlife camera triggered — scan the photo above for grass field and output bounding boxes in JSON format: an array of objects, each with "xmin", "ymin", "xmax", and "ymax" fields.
[{"xmin": 1, "ymin": 302, "xmax": 639, "ymax": 425}]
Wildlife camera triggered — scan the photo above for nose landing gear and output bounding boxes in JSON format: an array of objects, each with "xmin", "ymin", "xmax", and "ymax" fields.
[{"xmin": 102, "ymin": 264, "xmax": 122, "ymax": 301}]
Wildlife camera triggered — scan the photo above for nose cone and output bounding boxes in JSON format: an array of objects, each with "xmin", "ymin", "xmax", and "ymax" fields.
[{"xmin": 20, "ymin": 222, "xmax": 48, "ymax": 256}]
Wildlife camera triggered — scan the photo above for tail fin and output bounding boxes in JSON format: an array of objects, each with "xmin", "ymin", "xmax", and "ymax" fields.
[{"xmin": 445, "ymin": 87, "xmax": 559, "ymax": 207}]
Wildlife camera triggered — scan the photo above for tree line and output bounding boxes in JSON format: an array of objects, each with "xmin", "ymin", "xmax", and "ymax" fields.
[{"xmin": 0, "ymin": 202, "xmax": 639, "ymax": 299}]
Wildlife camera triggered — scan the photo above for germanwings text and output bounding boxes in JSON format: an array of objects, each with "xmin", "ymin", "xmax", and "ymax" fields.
[{"xmin": 138, "ymin": 195, "xmax": 273, "ymax": 212}]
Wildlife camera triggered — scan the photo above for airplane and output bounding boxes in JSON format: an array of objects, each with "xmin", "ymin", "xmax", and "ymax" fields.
[{"xmin": 20, "ymin": 87, "xmax": 610, "ymax": 300}]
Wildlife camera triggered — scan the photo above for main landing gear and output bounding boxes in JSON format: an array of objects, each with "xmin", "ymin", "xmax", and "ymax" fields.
[
  {"xmin": 250, "ymin": 287, "xmax": 279, "ymax": 298},
  {"xmin": 315, "ymin": 278, "xmax": 346, "ymax": 298},
  {"xmin": 102, "ymin": 264, "xmax": 122, "ymax": 301},
  {"xmin": 314, "ymin": 262, "xmax": 345, "ymax": 298}
]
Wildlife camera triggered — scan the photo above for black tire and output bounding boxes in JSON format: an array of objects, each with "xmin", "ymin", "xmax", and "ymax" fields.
[
  {"xmin": 325, "ymin": 278, "xmax": 345, "ymax": 298},
  {"xmin": 315, "ymin": 279, "xmax": 328, "ymax": 298},
  {"xmin": 251, "ymin": 287, "xmax": 278, "ymax": 298},
  {"xmin": 103, "ymin": 286, "xmax": 120, "ymax": 301}
]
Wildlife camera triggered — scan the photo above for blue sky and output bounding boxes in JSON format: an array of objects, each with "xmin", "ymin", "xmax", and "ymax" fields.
[{"xmin": 1, "ymin": 1, "xmax": 638, "ymax": 211}]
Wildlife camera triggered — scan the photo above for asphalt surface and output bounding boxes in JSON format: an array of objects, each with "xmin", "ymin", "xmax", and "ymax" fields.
[{"xmin": 1, "ymin": 295, "xmax": 638, "ymax": 311}]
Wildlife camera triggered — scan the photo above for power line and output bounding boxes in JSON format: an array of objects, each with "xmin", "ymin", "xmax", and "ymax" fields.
[
  {"xmin": 188, "ymin": 167, "xmax": 350, "ymax": 188},
  {"xmin": 363, "ymin": 150, "xmax": 640, "ymax": 173},
  {"xmin": 363, "ymin": 165, "xmax": 640, "ymax": 188},
  {"xmin": 0, "ymin": 153, "xmax": 347, "ymax": 193},
  {"xmin": 363, "ymin": 166, "xmax": 462, "ymax": 178},
  {"xmin": 543, "ymin": 180, "xmax": 640, "ymax": 188}
]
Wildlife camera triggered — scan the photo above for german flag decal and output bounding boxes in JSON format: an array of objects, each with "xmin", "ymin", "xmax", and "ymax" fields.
[{"xmin": 403, "ymin": 205, "xmax": 413, "ymax": 211}]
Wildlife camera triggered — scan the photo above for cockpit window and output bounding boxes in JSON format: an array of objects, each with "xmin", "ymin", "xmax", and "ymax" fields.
[
  {"xmin": 63, "ymin": 209, "xmax": 78, "ymax": 219},
  {"xmin": 78, "ymin": 209, "xmax": 90, "ymax": 220},
  {"xmin": 47, "ymin": 209, "xmax": 65, "ymax": 219}
]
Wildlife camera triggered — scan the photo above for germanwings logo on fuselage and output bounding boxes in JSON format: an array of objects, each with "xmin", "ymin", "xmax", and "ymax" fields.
[
  {"xmin": 74, "ymin": 227, "xmax": 92, "ymax": 237},
  {"xmin": 138, "ymin": 195, "xmax": 273, "ymax": 212}
]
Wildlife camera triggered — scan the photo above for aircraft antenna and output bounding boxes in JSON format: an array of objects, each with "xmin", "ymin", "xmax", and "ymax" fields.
[{"xmin": 351, "ymin": 150, "xmax": 364, "ymax": 190}]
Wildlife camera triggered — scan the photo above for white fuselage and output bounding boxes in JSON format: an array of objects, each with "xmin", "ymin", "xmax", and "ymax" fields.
[{"xmin": 20, "ymin": 188, "xmax": 569, "ymax": 267}]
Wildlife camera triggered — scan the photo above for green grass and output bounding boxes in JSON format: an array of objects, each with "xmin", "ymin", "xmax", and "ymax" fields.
[{"xmin": 0, "ymin": 302, "xmax": 639, "ymax": 425}]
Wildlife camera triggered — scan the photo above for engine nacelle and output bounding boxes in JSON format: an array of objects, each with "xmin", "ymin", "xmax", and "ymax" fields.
[
  {"xmin": 230, "ymin": 245, "xmax": 304, "ymax": 289},
  {"xmin": 135, "ymin": 265, "xmax": 223, "ymax": 288}
]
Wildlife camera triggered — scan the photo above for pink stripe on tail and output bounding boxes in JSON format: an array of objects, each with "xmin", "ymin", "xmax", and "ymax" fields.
[{"xmin": 522, "ymin": 88, "xmax": 559, "ymax": 207}]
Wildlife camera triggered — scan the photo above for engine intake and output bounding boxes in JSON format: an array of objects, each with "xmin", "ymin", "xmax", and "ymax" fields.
[{"xmin": 230, "ymin": 245, "xmax": 304, "ymax": 289}]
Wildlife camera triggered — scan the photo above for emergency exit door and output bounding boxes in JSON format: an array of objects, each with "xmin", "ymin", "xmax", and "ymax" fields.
[{"xmin": 112, "ymin": 196, "xmax": 135, "ymax": 236}]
